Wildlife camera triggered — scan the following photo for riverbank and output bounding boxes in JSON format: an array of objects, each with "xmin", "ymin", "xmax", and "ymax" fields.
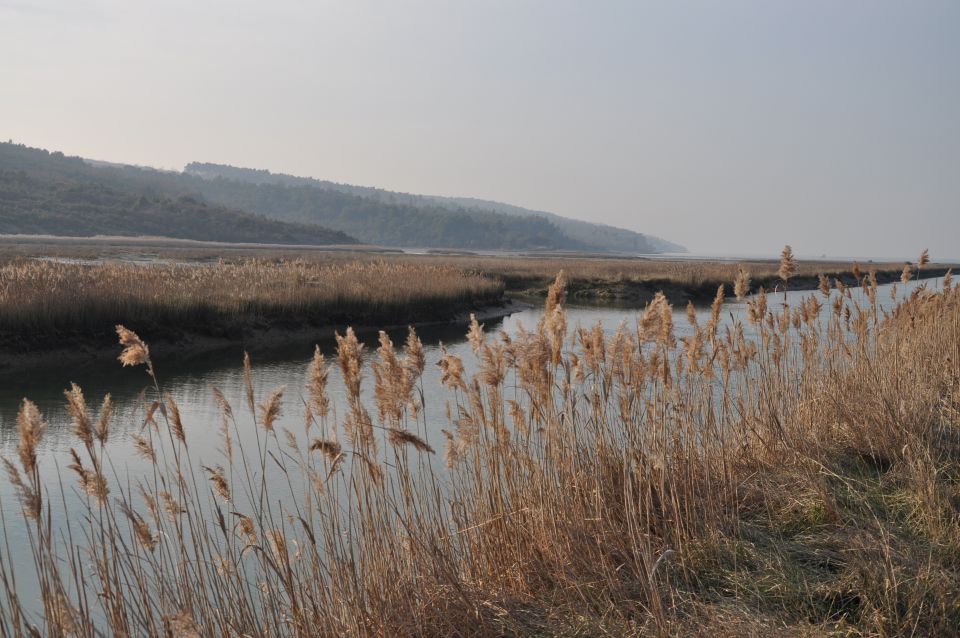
[
  {"xmin": 0, "ymin": 298, "xmax": 529, "ymax": 374},
  {"xmin": 0, "ymin": 258, "xmax": 505, "ymax": 368},
  {"xmin": 0, "ymin": 248, "xmax": 952, "ymax": 367},
  {"xmin": 502, "ymin": 265, "xmax": 956, "ymax": 305}
]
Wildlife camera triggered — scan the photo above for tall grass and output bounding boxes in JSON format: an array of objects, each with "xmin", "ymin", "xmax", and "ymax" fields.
[
  {"xmin": 0, "ymin": 242, "xmax": 941, "ymax": 296},
  {"xmin": 1, "ymin": 256, "xmax": 958, "ymax": 635},
  {"xmin": 0, "ymin": 259, "xmax": 504, "ymax": 349}
]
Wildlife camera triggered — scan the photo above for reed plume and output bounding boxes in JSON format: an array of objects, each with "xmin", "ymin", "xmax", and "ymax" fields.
[
  {"xmin": 818, "ymin": 274, "xmax": 831, "ymax": 298},
  {"xmin": 778, "ymin": 245, "xmax": 797, "ymax": 282},
  {"xmin": 403, "ymin": 326, "xmax": 425, "ymax": 378},
  {"xmin": 67, "ymin": 448, "xmax": 108, "ymax": 505},
  {"xmin": 901, "ymin": 262, "xmax": 912, "ymax": 284},
  {"xmin": 734, "ymin": 265, "xmax": 751, "ymax": 300},
  {"xmin": 466, "ymin": 314, "xmax": 485, "ymax": 354},
  {"xmin": 309, "ymin": 438, "xmax": 342, "ymax": 462},
  {"xmin": 307, "ymin": 345, "xmax": 330, "ymax": 421},
  {"xmin": 243, "ymin": 352, "xmax": 255, "ymax": 416},
  {"xmin": 160, "ymin": 491, "xmax": 185, "ymax": 521},
  {"xmin": 165, "ymin": 394, "xmax": 186, "ymax": 444},
  {"xmin": 121, "ymin": 503, "xmax": 157, "ymax": 552},
  {"xmin": 164, "ymin": 610, "xmax": 201, "ymax": 638},
  {"xmin": 95, "ymin": 394, "xmax": 112, "ymax": 444},
  {"xmin": 259, "ymin": 388, "xmax": 285, "ymax": 433},
  {"xmin": 16, "ymin": 399, "xmax": 45, "ymax": 475},
  {"xmin": 438, "ymin": 344, "xmax": 467, "ymax": 391},
  {"xmin": 203, "ymin": 465, "xmax": 231, "ymax": 503},
  {"xmin": 2, "ymin": 458, "xmax": 40, "ymax": 520},
  {"xmin": 335, "ymin": 327, "xmax": 364, "ymax": 400},
  {"xmin": 386, "ymin": 428, "xmax": 435, "ymax": 454},
  {"xmin": 116, "ymin": 325, "xmax": 152, "ymax": 374},
  {"xmin": 64, "ymin": 383, "xmax": 92, "ymax": 448},
  {"xmin": 544, "ymin": 270, "xmax": 567, "ymax": 314},
  {"xmin": 132, "ymin": 434, "xmax": 156, "ymax": 463}
]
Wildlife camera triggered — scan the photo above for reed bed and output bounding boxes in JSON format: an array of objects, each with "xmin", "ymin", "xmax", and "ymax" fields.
[
  {"xmin": 433, "ymin": 253, "xmax": 955, "ymax": 305},
  {"xmin": 0, "ymin": 242, "xmax": 936, "ymax": 297},
  {"xmin": 0, "ymin": 259, "xmax": 504, "ymax": 349},
  {"xmin": 0, "ymin": 251, "xmax": 958, "ymax": 636}
]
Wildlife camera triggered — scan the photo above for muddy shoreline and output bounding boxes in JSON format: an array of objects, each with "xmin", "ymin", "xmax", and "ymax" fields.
[
  {"xmin": 1, "ymin": 268, "xmax": 951, "ymax": 374},
  {"xmin": 507, "ymin": 267, "xmax": 954, "ymax": 306},
  {"xmin": 0, "ymin": 300, "xmax": 532, "ymax": 375}
]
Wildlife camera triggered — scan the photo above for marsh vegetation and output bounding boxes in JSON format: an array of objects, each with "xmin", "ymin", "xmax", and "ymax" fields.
[
  {"xmin": 0, "ymin": 249, "xmax": 957, "ymax": 636},
  {"xmin": 0, "ymin": 259, "xmax": 504, "ymax": 353}
]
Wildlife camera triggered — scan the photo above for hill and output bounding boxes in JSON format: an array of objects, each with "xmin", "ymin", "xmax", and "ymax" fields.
[
  {"xmin": 186, "ymin": 162, "xmax": 685, "ymax": 253},
  {"xmin": 0, "ymin": 143, "xmax": 356, "ymax": 245},
  {"xmin": 0, "ymin": 144, "xmax": 591, "ymax": 251},
  {"xmin": 171, "ymin": 173, "xmax": 587, "ymax": 251},
  {"xmin": 0, "ymin": 141, "xmax": 684, "ymax": 252}
]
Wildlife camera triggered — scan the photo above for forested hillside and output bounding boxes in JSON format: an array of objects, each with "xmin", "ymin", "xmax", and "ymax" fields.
[
  {"xmin": 187, "ymin": 162, "xmax": 685, "ymax": 253},
  {"xmin": 176, "ymin": 174, "xmax": 587, "ymax": 250},
  {"xmin": 0, "ymin": 142, "xmax": 684, "ymax": 252},
  {"xmin": 0, "ymin": 143, "xmax": 588, "ymax": 251},
  {"xmin": 0, "ymin": 143, "xmax": 356, "ymax": 245}
]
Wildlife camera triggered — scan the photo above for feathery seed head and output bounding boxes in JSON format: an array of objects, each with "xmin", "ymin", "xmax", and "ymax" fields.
[
  {"xmin": 64, "ymin": 383, "xmax": 92, "ymax": 448},
  {"xmin": 778, "ymin": 245, "xmax": 797, "ymax": 282},
  {"xmin": 16, "ymin": 399, "xmax": 45, "ymax": 475},
  {"xmin": 545, "ymin": 270, "xmax": 568, "ymax": 315},
  {"xmin": 116, "ymin": 325, "xmax": 152, "ymax": 372},
  {"xmin": 818, "ymin": 274, "xmax": 831, "ymax": 298},
  {"xmin": 387, "ymin": 427, "xmax": 435, "ymax": 454},
  {"xmin": 901, "ymin": 262, "xmax": 912, "ymax": 284},
  {"xmin": 734, "ymin": 265, "xmax": 751, "ymax": 300},
  {"xmin": 307, "ymin": 345, "xmax": 330, "ymax": 421},
  {"xmin": 259, "ymin": 387, "xmax": 284, "ymax": 432}
]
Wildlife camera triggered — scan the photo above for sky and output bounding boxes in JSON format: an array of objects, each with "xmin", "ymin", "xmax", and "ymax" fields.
[{"xmin": 1, "ymin": 0, "xmax": 958, "ymax": 259}]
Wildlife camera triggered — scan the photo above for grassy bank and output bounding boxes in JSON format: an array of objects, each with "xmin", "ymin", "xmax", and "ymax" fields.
[
  {"xmin": 0, "ymin": 245, "xmax": 953, "ymax": 359},
  {"xmin": 0, "ymin": 259, "xmax": 504, "ymax": 353},
  {"xmin": 1, "ymin": 258, "xmax": 958, "ymax": 635},
  {"xmin": 445, "ymin": 254, "xmax": 955, "ymax": 304},
  {"xmin": 5, "ymin": 241, "xmax": 953, "ymax": 303}
]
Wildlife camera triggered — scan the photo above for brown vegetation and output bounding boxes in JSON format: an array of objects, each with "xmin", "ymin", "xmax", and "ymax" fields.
[
  {"xmin": 2, "ymin": 241, "xmax": 953, "ymax": 319},
  {"xmin": 1, "ymin": 252, "xmax": 958, "ymax": 636},
  {"xmin": 4, "ymin": 242, "xmax": 951, "ymax": 359},
  {"xmin": 0, "ymin": 259, "xmax": 504, "ymax": 352}
]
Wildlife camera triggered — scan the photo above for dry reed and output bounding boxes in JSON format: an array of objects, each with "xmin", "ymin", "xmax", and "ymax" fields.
[{"xmin": 0, "ymin": 252, "xmax": 958, "ymax": 636}]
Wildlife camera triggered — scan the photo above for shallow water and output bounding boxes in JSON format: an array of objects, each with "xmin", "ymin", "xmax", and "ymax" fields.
[{"xmin": 0, "ymin": 275, "xmax": 947, "ymax": 615}]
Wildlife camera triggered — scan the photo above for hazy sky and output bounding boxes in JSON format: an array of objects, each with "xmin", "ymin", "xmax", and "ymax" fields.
[{"xmin": 2, "ymin": 0, "xmax": 958, "ymax": 259}]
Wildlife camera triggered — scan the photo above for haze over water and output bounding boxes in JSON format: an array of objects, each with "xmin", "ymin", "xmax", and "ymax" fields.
[{"xmin": 2, "ymin": 1, "xmax": 958, "ymax": 258}]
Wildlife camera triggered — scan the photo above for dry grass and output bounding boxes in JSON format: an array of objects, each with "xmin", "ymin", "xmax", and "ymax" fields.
[
  {"xmin": 3, "ymin": 243, "xmax": 945, "ymax": 355},
  {"xmin": 0, "ymin": 258, "xmax": 503, "ymax": 350},
  {"xmin": 1, "ymin": 252, "xmax": 958, "ymax": 636}
]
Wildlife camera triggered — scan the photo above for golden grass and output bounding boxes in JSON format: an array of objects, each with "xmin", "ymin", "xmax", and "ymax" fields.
[
  {"xmin": 0, "ymin": 258, "xmax": 503, "ymax": 349},
  {"xmin": 1, "ymin": 252, "xmax": 958, "ymax": 636},
  {"xmin": 0, "ymin": 241, "xmax": 939, "ymax": 288}
]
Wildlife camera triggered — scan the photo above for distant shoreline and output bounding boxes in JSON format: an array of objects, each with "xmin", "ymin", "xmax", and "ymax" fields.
[
  {"xmin": 0, "ymin": 299, "xmax": 531, "ymax": 375},
  {"xmin": 504, "ymin": 267, "xmax": 955, "ymax": 306},
  {"xmin": 0, "ymin": 267, "xmax": 951, "ymax": 374},
  {"xmin": 0, "ymin": 233, "xmax": 398, "ymax": 253},
  {"xmin": 0, "ymin": 240, "xmax": 952, "ymax": 372}
]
